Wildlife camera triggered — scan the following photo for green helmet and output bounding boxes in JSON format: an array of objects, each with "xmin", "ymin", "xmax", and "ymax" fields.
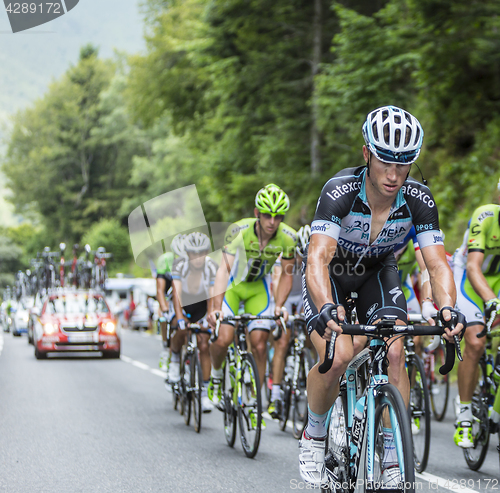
[{"xmin": 255, "ymin": 183, "xmax": 290, "ymax": 216}]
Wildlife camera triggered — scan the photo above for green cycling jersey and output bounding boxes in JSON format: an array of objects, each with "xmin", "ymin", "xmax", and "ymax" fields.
[
  {"xmin": 156, "ymin": 252, "xmax": 175, "ymax": 278},
  {"xmin": 467, "ymin": 204, "xmax": 500, "ymax": 275},
  {"xmin": 224, "ymin": 218, "xmax": 297, "ymax": 283}
]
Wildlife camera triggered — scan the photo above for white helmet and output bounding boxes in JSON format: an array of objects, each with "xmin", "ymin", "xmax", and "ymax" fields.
[
  {"xmin": 170, "ymin": 234, "xmax": 186, "ymax": 257},
  {"xmin": 362, "ymin": 106, "xmax": 423, "ymax": 165},
  {"xmin": 184, "ymin": 232, "xmax": 211, "ymax": 254},
  {"xmin": 296, "ymin": 225, "xmax": 311, "ymax": 257}
]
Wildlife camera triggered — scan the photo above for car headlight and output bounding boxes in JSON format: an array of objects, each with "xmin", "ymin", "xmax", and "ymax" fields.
[
  {"xmin": 102, "ymin": 322, "xmax": 116, "ymax": 334},
  {"xmin": 43, "ymin": 323, "xmax": 58, "ymax": 335}
]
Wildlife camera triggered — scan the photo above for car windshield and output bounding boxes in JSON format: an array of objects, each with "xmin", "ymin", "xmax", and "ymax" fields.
[{"xmin": 46, "ymin": 294, "xmax": 109, "ymax": 315}]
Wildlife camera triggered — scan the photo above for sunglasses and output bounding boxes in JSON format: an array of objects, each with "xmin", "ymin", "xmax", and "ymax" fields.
[{"xmin": 260, "ymin": 213, "xmax": 285, "ymax": 221}]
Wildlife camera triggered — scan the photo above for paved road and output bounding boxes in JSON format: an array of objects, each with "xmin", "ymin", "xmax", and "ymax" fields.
[{"xmin": 0, "ymin": 329, "xmax": 498, "ymax": 492}]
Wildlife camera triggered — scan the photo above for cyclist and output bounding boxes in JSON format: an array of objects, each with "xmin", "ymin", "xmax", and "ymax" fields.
[
  {"xmin": 168, "ymin": 232, "xmax": 218, "ymax": 413},
  {"xmin": 453, "ymin": 182, "xmax": 500, "ymax": 447},
  {"xmin": 207, "ymin": 184, "xmax": 297, "ymax": 421},
  {"xmin": 156, "ymin": 233, "xmax": 186, "ymax": 350},
  {"xmin": 299, "ymin": 105, "xmax": 465, "ymax": 486}
]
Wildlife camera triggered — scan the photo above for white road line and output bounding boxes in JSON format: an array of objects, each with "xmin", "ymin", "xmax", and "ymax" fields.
[
  {"xmin": 120, "ymin": 353, "xmax": 477, "ymax": 493},
  {"xmin": 0, "ymin": 334, "xmax": 3, "ymax": 355},
  {"xmin": 416, "ymin": 472, "xmax": 480, "ymax": 493}
]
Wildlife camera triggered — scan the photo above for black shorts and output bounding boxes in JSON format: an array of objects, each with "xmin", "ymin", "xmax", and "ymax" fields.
[
  {"xmin": 302, "ymin": 254, "xmax": 407, "ymax": 335},
  {"xmin": 169, "ymin": 300, "xmax": 207, "ymax": 324}
]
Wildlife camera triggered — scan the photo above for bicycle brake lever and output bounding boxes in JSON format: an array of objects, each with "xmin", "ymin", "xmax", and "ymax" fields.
[{"xmin": 454, "ymin": 335, "xmax": 463, "ymax": 362}]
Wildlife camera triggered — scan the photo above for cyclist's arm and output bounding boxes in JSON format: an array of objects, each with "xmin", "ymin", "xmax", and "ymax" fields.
[
  {"xmin": 156, "ymin": 277, "xmax": 169, "ymax": 313},
  {"xmin": 271, "ymin": 262, "xmax": 282, "ymax": 301},
  {"xmin": 171, "ymin": 280, "xmax": 186, "ymax": 322},
  {"xmin": 420, "ymin": 244, "xmax": 456, "ymax": 308},
  {"xmin": 211, "ymin": 251, "xmax": 236, "ymax": 311},
  {"xmin": 274, "ymin": 257, "xmax": 294, "ymax": 313},
  {"xmin": 467, "ymin": 251, "xmax": 496, "ymax": 302}
]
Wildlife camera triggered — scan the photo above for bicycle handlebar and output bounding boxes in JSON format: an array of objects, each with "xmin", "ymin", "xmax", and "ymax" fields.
[
  {"xmin": 477, "ymin": 306, "xmax": 500, "ymax": 339},
  {"xmin": 318, "ymin": 321, "xmax": 460, "ymax": 376},
  {"xmin": 210, "ymin": 314, "xmax": 285, "ymax": 342}
]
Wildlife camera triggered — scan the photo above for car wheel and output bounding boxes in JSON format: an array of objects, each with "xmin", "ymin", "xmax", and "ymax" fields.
[
  {"xmin": 103, "ymin": 350, "xmax": 120, "ymax": 359},
  {"xmin": 34, "ymin": 346, "xmax": 47, "ymax": 360}
]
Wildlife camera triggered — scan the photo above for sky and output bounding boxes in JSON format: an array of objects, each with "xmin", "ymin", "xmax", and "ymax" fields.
[{"xmin": 0, "ymin": 0, "xmax": 146, "ymax": 226}]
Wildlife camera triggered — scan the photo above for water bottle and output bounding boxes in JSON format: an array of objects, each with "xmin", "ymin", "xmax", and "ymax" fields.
[
  {"xmin": 285, "ymin": 355, "xmax": 294, "ymax": 380},
  {"xmin": 228, "ymin": 345, "xmax": 236, "ymax": 387},
  {"xmin": 350, "ymin": 396, "xmax": 365, "ymax": 459}
]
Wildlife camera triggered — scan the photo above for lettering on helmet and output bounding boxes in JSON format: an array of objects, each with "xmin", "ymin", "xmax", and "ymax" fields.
[
  {"xmin": 401, "ymin": 183, "xmax": 435, "ymax": 208},
  {"xmin": 326, "ymin": 181, "xmax": 361, "ymax": 201}
]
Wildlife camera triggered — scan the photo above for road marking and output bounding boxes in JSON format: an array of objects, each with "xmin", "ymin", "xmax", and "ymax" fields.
[
  {"xmin": 121, "ymin": 354, "xmax": 166, "ymax": 378},
  {"xmin": 120, "ymin": 352, "xmax": 479, "ymax": 493},
  {"xmin": 416, "ymin": 472, "xmax": 480, "ymax": 493},
  {"xmin": 0, "ymin": 334, "xmax": 3, "ymax": 355}
]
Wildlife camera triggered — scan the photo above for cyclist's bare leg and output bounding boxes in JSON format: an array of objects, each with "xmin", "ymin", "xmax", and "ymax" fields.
[
  {"xmin": 457, "ymin": 323, "xmax": 485, "ymax": 403},
  {"xmin": 307, "ymin": 332, "xmax": 354, "ymax": 415},
  {"xmin": 353, "ymin": 335, "xmax": 367, "ymax": 356},
  {"xmin": 170, "ymin": 317, "xmax": 187, "ymax": 354},
  {"xmin": 271, "ymin": 326, "xmax": 291, "ymax": 389},
  {"xmin": 384, "ymin": 320, "xmax": 409, "ymax": 406},
  {"xmin": 249, "ymin": 329, "xmax": 270, "ymax": 386},
  {"xmin": 197, "ymin": 332, "xmax": 211, "ymax": 381},
  {"xmin": 209, "ymin": 322, "xmax": 235, "ymax": 371}
]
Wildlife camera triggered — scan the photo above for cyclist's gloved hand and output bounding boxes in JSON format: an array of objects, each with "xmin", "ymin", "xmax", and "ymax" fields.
[
  {"xmin": 438, "ymin": 306, "xmax": 466, "ymax": 339},
  {"xmin": 422, "ymin": 300, "xmax": 437, "ymax": 325},
  {"xmin": 484, "ymin": 298, "xmax": 500, "ymax": 325},
  {"xmin": 177, "ymin": 319, "xmax": 187, "ymax": 331},
  {"xmin": 314, "ymin": 303, "xmax": 341, "ymax": 338}
]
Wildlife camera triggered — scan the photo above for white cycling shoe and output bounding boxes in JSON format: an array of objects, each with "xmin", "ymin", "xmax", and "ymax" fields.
[
  {"xmin": 298, "ymin": 431, "xmax": 328, "ymax": 486},
  {"xmin": 167, "ymin": 361, "xmax": 180, "ymax": 384},
  {"xmin": 201, "ymin": 395, "xmax": 214, "ymax": 413}
]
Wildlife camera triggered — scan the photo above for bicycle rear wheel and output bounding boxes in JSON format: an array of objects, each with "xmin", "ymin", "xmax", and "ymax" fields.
[
  {"xmin": 223, "ymin": 352, "xmax": 237, "ymax": 447},
  {"xmin": 428, "ymin": 344, "xmax": 449, "ymax": 421},
  {"xmin": 238, "ymin": 352, "xmax": 262, "ymax": 458},
  {"xmin": 407, "ymin": 354, "xmax": 431, "ymax": 472},
  {"xmin": 464, "ymin": 384, "xmax": 490, "ymax": 470},
  {"xmin": 191, "ymin": 349, "xmax": 203, "ymax": 433},
  {"xmin": 292, "ymin": 348, "xmax": 312, "ymax": 439},
  {"xmin": 365, "ymin": 384, "xmax": 415, "ymax": 492}
]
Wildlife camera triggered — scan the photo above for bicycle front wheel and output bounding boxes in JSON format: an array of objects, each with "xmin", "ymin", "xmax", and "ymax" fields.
[
  {"xmin": 182, "ymin": 352, "xmax": 191, "ymax": 426},
  {"xmin": 428, "ymin": 344, "xmax": 449, "ymax": 421},
  {"xmin": 464, "ymin": 385, "xmax": 490, "ymax": 470},
  {"xmin": 292, "ymin": 348, "xmax": 313, "ymax": 439},
  {"xmin": 191, "ymin": 349, "xmax": 203, "ymax": 433},
  {"xmin": 238, "ymin": 352, "xmax": 262, "ymax": 458},
  {"xmin": 407, "ymin": 354, "xmax": 431, "ymax": 472},
  {"xmin": 223, "ymin": 352, "xmax": 237, "ymax": 447},
  {"xmin": 365, "ymin": 384, "xmax": 415, "ymax": 492}
]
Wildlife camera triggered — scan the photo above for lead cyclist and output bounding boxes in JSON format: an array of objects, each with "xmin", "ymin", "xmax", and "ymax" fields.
[{"xmin": 299, "ymin": 106, "xmax": 465, "ymax": 487}]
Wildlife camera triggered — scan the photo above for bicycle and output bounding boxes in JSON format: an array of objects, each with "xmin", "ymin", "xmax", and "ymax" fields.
[
  {"xmin": 212, "ymin": 313, "xmax": 284, "ymax": 458},
  {"xmin": 171, "ymin": 322, "xmax": 211, "ymax": 433},
  {"xmin": 93, "ymin": 247, "xmax": 112, "ymax": 291},
  {"xmin": 319, "ymin": 314, "xmax": 460, "ymax": 493},
  {"xmin": 277, "ymin": 314, "xmax": 314, "ymax": 438},
  {"xmin": 461, "ymin": 308, "xmax": 500, "ymax": 471}
]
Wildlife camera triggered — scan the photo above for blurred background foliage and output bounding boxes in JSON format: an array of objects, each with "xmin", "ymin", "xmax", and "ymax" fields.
[{"xmin": 2, "ymin": 0, "xmax": 500, "ymax": 274}]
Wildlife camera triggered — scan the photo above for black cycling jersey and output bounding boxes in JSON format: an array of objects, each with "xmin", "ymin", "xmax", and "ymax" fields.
[{"xmin": 308, "ymin": 166, "xmax": 442, "ymax": 271}]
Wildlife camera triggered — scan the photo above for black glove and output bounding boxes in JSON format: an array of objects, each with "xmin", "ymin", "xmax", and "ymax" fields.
[
  {"xmin": 314, "ymin": 303, "xmax": 340, "ymax": 337},
  {"xmin": 439, "ymin": 306, "xmax": 466, "ymax": 338}
]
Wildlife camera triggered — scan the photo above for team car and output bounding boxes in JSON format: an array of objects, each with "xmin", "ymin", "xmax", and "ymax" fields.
[{"xmin": 32, "ymin": 290, "xmax": 120, "ymax": 359}]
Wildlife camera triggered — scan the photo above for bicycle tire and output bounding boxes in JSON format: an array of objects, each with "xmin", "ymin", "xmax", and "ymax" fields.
[
  {"xmin": 428, "ymin": 343, "xmax": 449, "ymax": 421},
  {"xmin": 463, "ymin": 377, "xmax": 490, "ymax": 470},
  {"xmin": 322, "ymin": 386, "xmax": 349, "ymax": 493},
  {"xmin": 238, "ymin": 352, "xmax": 262, "ymax": 458},
  {"xmin": 407, "ymin": 354, "xmax": 431, "ymax": 472},
  {"xmin": 265, "ymin": 343, "xmax": 273, "ymax": 404},
  {"xmin": 191, "ymin": 349, "xmax": 203, "ymax": 433},
  {"xmin": 365, "ymin": 384, "xmax": 415, "ymax": 492},
  {"xmin": 279, "ymin": 378, "xmax": 291, "ymax": 432},
  {"xmin": 182, "ymin": 352, "xmax": 191, "ymax": 425},
  {"xmin": 223, "ymin": 352, "xmax": 237, "ymax": 447},
  {"xmin": 292, "ymin": 348, "xmax": 313, "ymax": 439}
]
